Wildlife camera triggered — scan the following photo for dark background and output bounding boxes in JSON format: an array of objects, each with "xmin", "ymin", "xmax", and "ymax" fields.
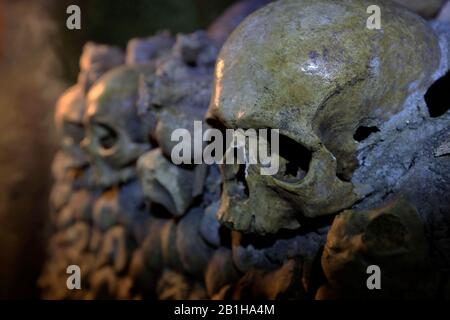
[
  {"xmin": 0, "ymin": 0, "xmax": 237, "ymax": 299},
  {"xmin": 50, "ymin": 0, "xmax": 236, "ymax": 83}
]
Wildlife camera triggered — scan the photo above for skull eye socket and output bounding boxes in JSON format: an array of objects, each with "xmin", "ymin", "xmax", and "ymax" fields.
[
  {"xmin": 278, "ymin": 134, "xmax": 311, "ymax": 180},
  {"xmin": 95, "ymin": 123, "xmax": 118, "ymax": 150},
  {"xmin": 425, "ymin": 70, "xmax": 450, "ymax": 118},
  {"xmin": 363, "ymin": 214, "xmax": 408, "ymax": 251},
  {"xmin": 353, "ymin": 126, "xmax": 380, "ymax": 142},
  {"xmin": 63, "ymin": 121, "xmax": 85, "ymax": 144}
]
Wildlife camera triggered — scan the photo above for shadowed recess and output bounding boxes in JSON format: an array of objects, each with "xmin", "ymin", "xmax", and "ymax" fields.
[{"xmin": 425, "ymin": 70, "xmax": 450, "ymax": 118}]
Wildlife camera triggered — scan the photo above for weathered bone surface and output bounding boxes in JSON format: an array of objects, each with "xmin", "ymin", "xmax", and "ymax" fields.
[
  {"xmin": 213, "ymin": 259, "xmax": 305, "ymax": 300},
  {"xmin": 156, "ymin": 269, "xmax": 207, "ymax": 300},
  {"xmin": 437, "ymin": 1, "xmax": 450, "ymax": 22},
  {"xmin": 41, "ymin": 0, "xmax": 450, "ymax": 300},
  {"xmin": 321, "ymin": 198, "xmax": 433, "ymax": 299},
  {"xmin": 126, "ymin": 32, "xmax": 174, "ymax": 65},
  {"xmin": 82, "ymin": 65, "xmax": 154, "ymax": 188},
  {"xmin": 55, "ymin": 85, "xmax": 88, "ymax": 168},
  {"xmin": 55, "ymin": 188, "xmax": 93, "ymax": 229},
  {"xmin": 96, "ymin": 226, "xmax": 130, "ymax": 273},
  {"xmin": 205, "ymin": 248, "xmax": 241, "ymax": 297},
  {"xmin": 139, "ymin": 31, "xmax": 217, "ymax": 160},
  {"xmin": 160, "ymin": 219, "xmax": 184, "ymax": 272},
  {"xmin": 199, "ymin": 201, "xmax": 222, "ymax": 247},
  {"xmin": 49, "ymin": 42, "xmax": 125, "ymax": 206},
  {"xmin": 207, "ymin": 0, "xmax": 441, "ymax": 235},
  {"xmin": 392, "ymin": 0, "xmax": 445, "ymax": 19},
  {"xmin": 92, "ymin": 180, "xmax": 148, "ymax": 239},
  {"xmin": 208, "ymin": 0, "xmax": 273, "ymax": 45},
  {"xmin": 231, "ymin": 227, "xmax": 328, "ymax": 275},
  {"xmin": 176, "ymin": 208, "xmax": 215, "ymax": 278},
  {"xmin": 352, "ymin": 21, "xmax": 450, "ymax": 268},
  {"xmin": 88, "ymin": 266, "xmax": 118, "ymax": 299},
  {"xmin": 137, "ymin": 148, "xmax": 196, "ymax": 217}
]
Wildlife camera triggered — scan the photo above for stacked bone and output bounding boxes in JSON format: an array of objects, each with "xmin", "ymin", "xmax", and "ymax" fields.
[
  {"xmin": 39, "ymin": 42, "xmax": 128, "ymax": 299},
  {"xmin": 204, "ymin": 0, "xmax": 450, "ymax": 299},
  {"xmin": 39, "ymin": 0, "xmax": 292, "ymax": 300},
  {"xmin": 40, "ymin": 0, "xmax": 450, "ymax": 300}
]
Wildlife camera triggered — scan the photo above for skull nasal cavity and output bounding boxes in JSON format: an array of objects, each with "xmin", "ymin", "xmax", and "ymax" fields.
[
  {"xmin": 236, "ymin": 164, "xmax": 250, "ymax": 197},
  {"xmin": 99, "ymin": 124, "xmax": 118, "ymax": 149},
  {"xmin": 353, "ymin": 126, "xmax": 380, "ymax": 142},
  {"xmin": 279, "ymin": 135, "xmax": 312, "ymax": 178},
  {"xmin": 65, "ymin": 122, "xmax": 85, "ymax": 144},
  {"xmin": 425, "ymin": 70, "xmax": 450, "ymax": 118}
]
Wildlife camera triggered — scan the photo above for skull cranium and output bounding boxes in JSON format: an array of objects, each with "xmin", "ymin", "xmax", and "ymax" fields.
[
  {"xmin": 82, "ymin": 65, "xmax": 154, "ymax": 187},
  {"xmin": 206, "ymin": 0, "xmax": 440, "ymax": 234}
]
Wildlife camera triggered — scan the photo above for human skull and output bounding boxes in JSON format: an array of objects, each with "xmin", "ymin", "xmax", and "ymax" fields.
[
  {"xmin": 139, "ymin": 31, "xmax": 217, "ymax": 159},
  {"xmin": 54, "ymin": 43, "xmax": 123, "ymax": 172},
  {"xmin": 55, "ymin": 85, "xmax": 87, "ymax": 168},
  {"xmin": 137, "ymin": 148, "xmax": 206, "ymax": 217},
  {"xmin": 207, "ymin": 0, "xmax": 440, "ymax": 234},
  {"xmin": 321, "ymin": 197, "xmax": 429, "ymax": 298},
  {"xmin": 82, "ymin": 65, "xmax": 154, "ymax": 187}
]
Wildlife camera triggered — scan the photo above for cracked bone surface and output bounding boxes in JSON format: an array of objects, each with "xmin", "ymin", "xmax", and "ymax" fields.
[{"xmin": 207, "ymin": 0, "xmax": 441, "ymax": 235}]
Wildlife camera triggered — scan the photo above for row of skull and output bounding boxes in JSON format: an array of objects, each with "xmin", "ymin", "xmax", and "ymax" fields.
[{"xmin": 46, "ymin": 0, "xmax": 450, "ymax": 299}]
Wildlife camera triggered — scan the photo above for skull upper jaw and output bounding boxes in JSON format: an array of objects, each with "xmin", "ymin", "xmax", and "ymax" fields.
[{"xmin": 217, "ymin": 145, "xmax": 358, "ymax": 235}]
